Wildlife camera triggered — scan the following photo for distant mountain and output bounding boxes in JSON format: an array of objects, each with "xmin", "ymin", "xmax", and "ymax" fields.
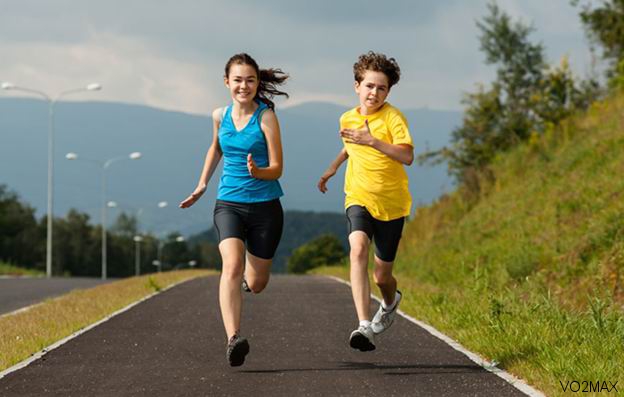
[{"xmin": 0, "ymin": 98, "xmax": 460, "ymax": 236}]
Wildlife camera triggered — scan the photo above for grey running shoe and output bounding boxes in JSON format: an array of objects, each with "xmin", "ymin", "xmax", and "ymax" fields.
[
  {"xmin": 242, "ymin": 278, "xmax": 252, "ymax": 293},
  {"xmin": 226, "ymin": 333, "xmax": 250, "ymax": 367},
  {"xmin": 349, "ymin": 324, "xmax": 376, "ymax": 352},
  {"xmin": 371, "ymin": 290, "xmax": 402, "ymax": 334}
]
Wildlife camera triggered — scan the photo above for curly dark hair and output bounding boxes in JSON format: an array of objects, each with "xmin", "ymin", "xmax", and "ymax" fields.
[
  {"xmin": 224, "ymin": 53, "xmax": 289, "ymax": 110},
  {"xmin": 353, "ymin": 51, "xmax": 401, "ymax": 88}
]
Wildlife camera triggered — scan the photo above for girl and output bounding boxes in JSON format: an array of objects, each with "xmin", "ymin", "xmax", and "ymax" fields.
[{"xmin": 180, "ymin": 53, "xmax": 288, "ymax": 366}]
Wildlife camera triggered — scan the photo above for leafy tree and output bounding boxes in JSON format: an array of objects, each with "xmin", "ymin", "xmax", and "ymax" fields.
[
  {"xmin": 287, "ymin": 234, "xmax": 345, "ymax": 274},
  {"xmin": 0, "ymin": 185, "xmax": 41, "ymax": 268},
  {"xmin": 577, "ymin": 0, "xmax": 624, "ymax": 74}
]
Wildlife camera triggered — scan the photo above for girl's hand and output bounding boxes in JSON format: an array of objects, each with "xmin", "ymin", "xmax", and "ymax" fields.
[
  {"xmin": 247, "ymin": 153, "xmax": 258, "ymax": 177},
  {"xmin": 317, "ymin": 169, "xmax": 336, "ymax": 193},
  {"xmin": 179, "ymin": 184, "xmax": 207, "ymax": 208},
  {"xmin": 340, "ymin": 120, "xmax": 375, "ymax": 146}
]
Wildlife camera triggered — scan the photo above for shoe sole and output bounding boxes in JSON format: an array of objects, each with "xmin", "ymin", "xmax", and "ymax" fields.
[
  {"xmin": 228, "ymin": 339, "xmax": 250, "ymax": 367},
  {"xmin": 349, "ymin": 332, "xmax": 376, "ymax": 352}
]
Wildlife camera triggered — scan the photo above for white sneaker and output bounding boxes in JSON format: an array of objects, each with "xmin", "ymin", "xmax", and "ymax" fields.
[
  {"xmin": 371, "ymin": 290, "xmax": 402, "ymax": 334},
  {"xmin": 349, "ymin": 324, "xmax": 376, "ymax": 352}
]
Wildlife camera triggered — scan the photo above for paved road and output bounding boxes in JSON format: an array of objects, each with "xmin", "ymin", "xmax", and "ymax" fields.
[
  {"xmin": 0, "ymin": 276, "xmax": 529, "ymax": 396},
  {"xmin": 0, "ymin": 277, "xmax": 111, "ymax": 316}
]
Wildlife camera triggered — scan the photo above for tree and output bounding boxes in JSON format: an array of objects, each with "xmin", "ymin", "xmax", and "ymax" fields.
[
  {"xmin": 287, "ymin": 234, "xmax": 345, "ymax": 274},
  {"xmin": 578, "ymin": 0, "xmax": 624, "ymax": 76},
  {"xmin": 0, "ymin": 185, "xmax": 42, "ymax": 268}
]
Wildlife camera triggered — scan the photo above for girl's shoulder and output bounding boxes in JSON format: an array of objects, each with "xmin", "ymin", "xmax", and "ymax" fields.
[{"xmin": 212, "ymin": 106, "xmax": 229, "ymax": 123}]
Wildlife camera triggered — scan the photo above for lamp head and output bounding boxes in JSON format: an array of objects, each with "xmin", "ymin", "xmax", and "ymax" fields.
[
  {"xmin": 1, "ymin": 82, "xmax": 15, "ymax": 90},
  {"xmin": 129, "ymin": 152, "xmax": 142, "ymax": 160},
  {"xmin": 65, "ymin": 152, "xmax": 78, "ymax": 160},
  {"xmin": 86, "ymin": 83, "xmax": 102, "ymax": 91}
]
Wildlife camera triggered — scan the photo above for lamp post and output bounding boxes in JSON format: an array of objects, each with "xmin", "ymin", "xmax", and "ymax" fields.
[
  {"xmin": 1, "ymin": 82, "xmax": 101, "ymax": 278},
  {"xmin": 133, "ymin": 235, "xmax": 143, "ymax": 276},
  {"xmin": 66, "ymin": 151, "xmax": 142, "ymax": 279}
]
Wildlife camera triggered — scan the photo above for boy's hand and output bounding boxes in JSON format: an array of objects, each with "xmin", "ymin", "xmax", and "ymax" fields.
[
  {"xmin": 317, "ymin": 168, "xmax": 336, "ymax": 193},
  {"xmin": 340, "ymin": 120, "xmax": 375, "ymax": 146},
  {"xmin": 247, "ymin": 153, "xmax": 258, "ymax": 177}
]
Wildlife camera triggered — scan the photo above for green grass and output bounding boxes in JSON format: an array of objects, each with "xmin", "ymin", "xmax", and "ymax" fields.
[
  {"xmin": 314, "ymin": 94, "xmax": 624, "ymax": 396},
  {"xmin": 0, "ymin": 262, "xmax": 44, "ymax": 277}
]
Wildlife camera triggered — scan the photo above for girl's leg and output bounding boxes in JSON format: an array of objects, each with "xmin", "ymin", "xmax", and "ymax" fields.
[
  {"xmin": 218, "ymin": 237, "xmax": 246, "ymax": 340},
  {"xmin": 244, "ymin": 252, "xmax": 272, "ymax": 293},
  {"xmin": 349, "ymin": 231, "xmax": 371, "ymax": 321},
  {"xmin": 373, "ymin": 256, "xmax": 397, "ymax": 306}
]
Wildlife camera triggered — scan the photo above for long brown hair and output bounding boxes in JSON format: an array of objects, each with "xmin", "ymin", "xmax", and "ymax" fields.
[{"xmin": 224, "ymin": 53, "xmax": 289, "ymax": 110}]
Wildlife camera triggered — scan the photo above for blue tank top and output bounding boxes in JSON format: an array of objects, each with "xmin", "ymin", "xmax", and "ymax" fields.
[{"xmin": 217, "ymin": 101, "xmax": 284, "ymax": 203}]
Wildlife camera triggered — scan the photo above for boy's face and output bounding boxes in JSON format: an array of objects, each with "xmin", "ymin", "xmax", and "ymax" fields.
[
  {"xmin": 224, "ymin": 63, "xmax": 259, "ymax": 105},
  {"xmin": 355, "ymin": 70, "xmax": 390, "ymax": 113}
]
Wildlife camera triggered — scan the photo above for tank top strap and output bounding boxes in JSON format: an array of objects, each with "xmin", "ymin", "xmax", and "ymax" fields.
[{"xmin": 250, "ymin": 101, "xmax": 269, "ymax": 125}]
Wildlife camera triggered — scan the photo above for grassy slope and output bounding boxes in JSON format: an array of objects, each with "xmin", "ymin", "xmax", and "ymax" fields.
[
  {"xmin": 0, "ymin": 262, "xmax": 44, "ymax": 276},
  {"xmin": 315, "ymin": 94, "xmax": 624, "ymax": 396}
]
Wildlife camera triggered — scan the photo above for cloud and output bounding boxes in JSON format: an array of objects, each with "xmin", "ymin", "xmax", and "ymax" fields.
[{"xmin": 0, "ymin": 0, "xmax": 593, "ymax": 114}]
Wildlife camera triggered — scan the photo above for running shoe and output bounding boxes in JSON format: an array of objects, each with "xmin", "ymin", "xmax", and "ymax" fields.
[
  {"xmin": 371, "ymin": 290, "xmax": 402, "ymax": 334},
  {"xmin": 226, "ymin": 333, "xmax": 250, "ymax": 367},
  {"xmin": 242, "ymin": 278, "xmax": 252, "ymax": 293},
  {"xmin": 349, "ymin": 324, "xmax": 376, "ymax": 352}
]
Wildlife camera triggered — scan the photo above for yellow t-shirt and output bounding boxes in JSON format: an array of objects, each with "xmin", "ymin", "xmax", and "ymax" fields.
[{"xmin": 341, "ymin": 102, "xmax": 413, "ymax": 221}]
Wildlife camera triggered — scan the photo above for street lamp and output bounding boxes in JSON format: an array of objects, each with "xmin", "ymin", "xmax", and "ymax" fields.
[
  {"xmin": 133, "ymin": 235, "xmax": 143, "ymax": 277},
  {"xmin": 66, "ymin": 151, "xmax": 142, "ymax": 279},
  {"xmin": 1, "ymin": 82, "xmax": 102, "ymax": 278}
]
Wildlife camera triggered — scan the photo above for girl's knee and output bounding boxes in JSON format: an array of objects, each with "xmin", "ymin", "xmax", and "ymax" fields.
[
  {"xmin": 246, "ymin": 276, "xmax": 269, "ymax": 293},
  {"xmin": 221, "ymin": 262, "xmax": 244, "ymax": 281}
]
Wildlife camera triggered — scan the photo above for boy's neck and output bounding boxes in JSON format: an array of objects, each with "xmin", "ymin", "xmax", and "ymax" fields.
[{"xmin": 358, "ymin": 102, "xmax": 385, "ymax": 116}]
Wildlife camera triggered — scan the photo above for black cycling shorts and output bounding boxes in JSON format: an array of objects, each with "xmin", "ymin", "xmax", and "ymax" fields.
[
  {"xmin": 346, "ymin": 205, "xmax": 405, "ymax": 262},
  {"xmin": 213, "ymin": 199, "xmax": 283, "ymax": 260}
]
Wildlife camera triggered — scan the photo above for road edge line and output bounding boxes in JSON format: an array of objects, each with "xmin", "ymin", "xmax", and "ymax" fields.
[
  {"xmin": 0, "ymin": 277, "xmax": 195, "ymax": 380},
  {"xmin": 324, "ymin": 275, "xmax": 546, "ymax": 397}
]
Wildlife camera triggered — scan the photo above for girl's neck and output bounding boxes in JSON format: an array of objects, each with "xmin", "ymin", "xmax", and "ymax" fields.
[{"xmin": 232, "ymin": 100, "xmax": 258, "ymax": 116}]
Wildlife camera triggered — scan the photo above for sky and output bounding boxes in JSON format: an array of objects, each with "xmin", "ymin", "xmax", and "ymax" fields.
[{"xmin": 0, "ymin": 0, "xmax": 597, "ymax": 116}]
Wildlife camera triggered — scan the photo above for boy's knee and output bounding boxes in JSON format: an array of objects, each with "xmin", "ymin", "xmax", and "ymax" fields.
[{"xmin": 350, "ymin": 244, "xmax": 368, "ymax": 261}]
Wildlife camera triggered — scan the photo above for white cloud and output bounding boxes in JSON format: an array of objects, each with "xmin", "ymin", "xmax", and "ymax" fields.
[{"xmin": 0, "ymin": 0, "xmax": 594, "ymax": 114}]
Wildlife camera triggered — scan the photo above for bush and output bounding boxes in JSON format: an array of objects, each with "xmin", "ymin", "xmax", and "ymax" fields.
[{"xmin": 287, "ymin": 234, "xmax": 346, "ymax": 274}]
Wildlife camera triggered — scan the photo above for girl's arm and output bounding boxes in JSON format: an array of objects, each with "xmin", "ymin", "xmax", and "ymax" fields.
[
  {"xmin": 248, "ymin": 109, "xmax": 283, "ymax": 180},
  {"xmin": 340, "ymin": 120, "xmax": 413, "ymax": 165},
  {"xmin": 179, "ymin": 108, "xmax": 224, "ymax": 208},
  {"xmin": 318, "ymin": 148, "xmax": 348, "ymax": 193}
]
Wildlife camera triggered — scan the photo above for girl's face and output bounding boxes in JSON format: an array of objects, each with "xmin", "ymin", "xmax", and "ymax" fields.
[
  {"xmin": 225, "ymin": 63, "xmax": 258, "ymax": 105},
  {"xmin": 355, "ymin": 70, "xmax": 390, "ymax": 113}
]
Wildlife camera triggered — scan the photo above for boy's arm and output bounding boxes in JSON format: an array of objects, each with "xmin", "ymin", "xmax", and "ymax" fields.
[
  {"xmin": 318, "ymin": 148, "xmax": 348, "ymax": 193},
  {"xmin": 340, "ymin": 120, "xmax": 414, "ymax": 165}
]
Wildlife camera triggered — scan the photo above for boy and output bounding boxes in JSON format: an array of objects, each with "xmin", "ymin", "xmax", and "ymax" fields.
[{"xmin": 318, "ymin": 51, "xmax": 413, "ymax": 351}]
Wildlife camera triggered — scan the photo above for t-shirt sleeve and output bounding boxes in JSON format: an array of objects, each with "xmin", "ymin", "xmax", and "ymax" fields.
[
  {"xmin": 339, "ymin": 114, "xmax": 348, "ymax": 148},
  {"xmin": 387, "ymin": 110, "xmax": 413, "ymax": 146}
]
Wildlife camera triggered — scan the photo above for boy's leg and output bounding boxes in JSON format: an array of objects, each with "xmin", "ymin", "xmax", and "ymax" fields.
[
  {"xmin": 373, "ymin": 256, "xmax": 397, "ymax": 307},
  {"xmin": 218, "ymin": 238, "xmax": 246, "ymax": 339},
  {"xmin": 349, "ymin": 231, "xmax": 372, "ymax": 321},
  {"xmin": 370, "ymin": 216, "xmax": 405, "ymax": 334}
]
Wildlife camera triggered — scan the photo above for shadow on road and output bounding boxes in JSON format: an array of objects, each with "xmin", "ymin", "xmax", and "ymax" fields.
[{"xmin": 240, "ymin": 361, "xmax": 484, "ymax": 376}]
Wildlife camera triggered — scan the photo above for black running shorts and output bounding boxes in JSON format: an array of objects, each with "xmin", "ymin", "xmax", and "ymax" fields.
[
  {"xmin": 213, "ymin": 199, "xmax": 284, "ymax": 260},
  {"xmin": 346, "ymin": 205, "xmax": 405, "ymax": 262}
]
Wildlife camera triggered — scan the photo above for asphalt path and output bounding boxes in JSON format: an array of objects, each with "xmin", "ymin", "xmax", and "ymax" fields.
[
  {"xmin": 0, "ymin": 275, "xmax": 530, "ymax": 396},
  {"xmin": 0, "ymin": 277, "xmax": 111, "ymax": 316}
]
